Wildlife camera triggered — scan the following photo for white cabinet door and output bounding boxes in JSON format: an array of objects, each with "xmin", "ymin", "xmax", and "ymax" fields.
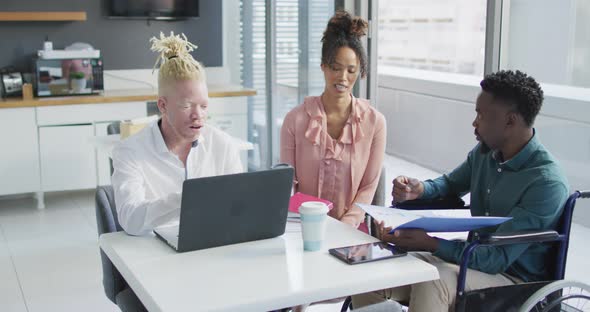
[
  {"xmin": 39, "ymin": 125, "xmax": 97, "ymax": 192},
  {"xmin": 0, "ymin": 108, "xmax": 40, "ymax": 196}
]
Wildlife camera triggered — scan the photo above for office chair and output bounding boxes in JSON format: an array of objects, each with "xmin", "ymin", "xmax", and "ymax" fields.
[
  {"xmin": 358, "ymin": 166, "xmax": 387, "ymax": 235},
  {"xmin": 107, "ymin": 121, "xmax": 120, "ymax": 176},
  {"xmin": 356, "ymin": 166, "xmax": 387, "ymax": 234},
  {"xmin": 95, "ymin": 185, "xmax": 147, "ymax": 312},
  {"xmin": 107, "ymin": 121, "xmax": 120, "ymax": 136},
  {"xmin": 344, "ymin": 190, "xmax": 590, "ymax": 312}
]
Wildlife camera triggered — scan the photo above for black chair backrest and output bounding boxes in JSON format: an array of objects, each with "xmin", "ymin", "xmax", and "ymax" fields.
[
  {"xmin": 107, "ymin": 122, "xmax": 120, "ymax": 176},
  {"xmin": 107, "ymin": 121, "xmax": 120, "ymax": 135},
  {"xmin": 95, "ymin": 185, "xmax": 126, "ymax": 303},
  {"xmin": 552, "ymin": 190, "xmax": 589, "ymax": 280}
]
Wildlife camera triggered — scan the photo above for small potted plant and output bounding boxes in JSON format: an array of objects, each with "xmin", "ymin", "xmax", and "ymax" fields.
[{"xmin": 69, "ymin": 71, "xmax": 86, "ymax": 92}]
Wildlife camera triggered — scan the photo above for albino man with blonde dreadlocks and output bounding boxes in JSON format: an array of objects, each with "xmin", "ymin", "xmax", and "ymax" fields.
[{"xmin": 112, "ymin": 32, "xmax": 243, "ymax": 236}]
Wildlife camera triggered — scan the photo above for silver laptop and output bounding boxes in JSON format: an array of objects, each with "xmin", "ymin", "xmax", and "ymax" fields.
[{"xmin": 154, "ymin": 166, "xmax": 294, "ymax": 252}]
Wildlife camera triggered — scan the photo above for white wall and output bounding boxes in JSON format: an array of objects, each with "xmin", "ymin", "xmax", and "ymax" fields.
[
  {"xmin": 503, "ymin": 0, "xmax": 590, "ymax": 88},
  {"xmin": 572, "ymin": 0, "xmax": 590, "ymax": 87},
  {"xmin": 378, "ymin": 71, "xmax": 590, "ymax": 226},
  {"xmin": 504, "ymin": 0, "xmax": 575, "ymax": 85}
]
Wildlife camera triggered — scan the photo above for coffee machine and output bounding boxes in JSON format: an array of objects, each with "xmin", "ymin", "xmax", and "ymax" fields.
[{"xmin": 0, "ymin": 67, "xmax": 23, "ymax": 98}]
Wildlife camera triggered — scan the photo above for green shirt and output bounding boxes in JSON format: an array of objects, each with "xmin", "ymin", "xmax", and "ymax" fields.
[{"xmin": 423, "ymin": 132, "xmax": 569, "ymax": 282}]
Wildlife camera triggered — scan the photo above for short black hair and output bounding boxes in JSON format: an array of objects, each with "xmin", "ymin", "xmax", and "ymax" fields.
[
  {"xmin": 321, "ymin": 10, "xmax": 368, "ymax": 78},
  {"xmin": 480, "ymin": 70, "xmax": 544, "ymax": 127}
]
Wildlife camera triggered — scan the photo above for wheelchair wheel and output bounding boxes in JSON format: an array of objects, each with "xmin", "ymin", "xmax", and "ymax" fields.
[{"xmin": 519, "ymin": 280, "xmax": 590, "ymax": 312}]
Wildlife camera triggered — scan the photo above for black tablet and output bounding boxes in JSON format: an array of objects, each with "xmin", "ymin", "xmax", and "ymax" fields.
[{"xmin": 329, "ymin": 242, "xmax": 407, "ymax": 265}]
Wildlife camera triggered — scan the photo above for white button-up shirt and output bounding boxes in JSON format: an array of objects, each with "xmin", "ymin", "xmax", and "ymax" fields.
[{"xmin": 111, "ymin": 120, "xmax": 243, "ymax": 235}]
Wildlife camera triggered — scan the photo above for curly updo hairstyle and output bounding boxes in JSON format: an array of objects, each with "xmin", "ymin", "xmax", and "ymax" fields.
[
  {"xmin": 480, "ymin": 70, "xmax": 544, "ymax": 127},
  {"xmin": 321, "ymin": 11, "xmax": 368, "ymax": 78}
]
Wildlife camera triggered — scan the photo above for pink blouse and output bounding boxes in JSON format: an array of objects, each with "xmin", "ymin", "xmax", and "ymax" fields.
[{"xmin": 280, "ymin": 95, "xmax": 386, "ymax": 227}]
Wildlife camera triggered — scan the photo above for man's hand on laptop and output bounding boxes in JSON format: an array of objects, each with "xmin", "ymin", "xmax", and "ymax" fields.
[{"xmin": 392, "ymin": 176, "xmax": 424, "ymax": 204}]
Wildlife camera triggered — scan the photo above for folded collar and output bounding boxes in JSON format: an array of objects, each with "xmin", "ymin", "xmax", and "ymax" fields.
[
  {"xmin": 153, "ymin": 119, "xmax": 202, "ymax": 154},
  {"xmin": 493, "ymin": 129, "xmax": 540, "ymax": 171}
]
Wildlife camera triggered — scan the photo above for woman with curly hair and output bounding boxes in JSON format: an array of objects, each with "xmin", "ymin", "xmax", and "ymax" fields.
[{"xmin": 280, "ymin": 11, "xmax": 386, "ymax": 229}]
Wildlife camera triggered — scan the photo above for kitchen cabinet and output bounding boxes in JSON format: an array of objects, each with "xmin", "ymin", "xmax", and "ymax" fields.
[
  {"xmin": 36, "ymin": 101, "xmax": 147, "ymax": 206},
  {"xmin": 39, "ymin": 124, "xmax": 96, "ymax": 192},
  {"xmin": 0, "ymin": 108, "xmax": 40, "ymax": 196}
]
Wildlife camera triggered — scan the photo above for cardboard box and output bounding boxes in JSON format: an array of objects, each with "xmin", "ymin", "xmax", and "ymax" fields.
[
  {"xmin": 22, "ymin": 83, "xmax": 33, "ymax": 100},
  {"xmin": 119, "ymin": 115, "xmax": 159, "ymax": 139}
]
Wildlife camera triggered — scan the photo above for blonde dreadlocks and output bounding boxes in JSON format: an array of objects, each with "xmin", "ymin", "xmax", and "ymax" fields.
[{"xmin": 150, "ymin": 31, "xmax": 206, "ymax": 95}]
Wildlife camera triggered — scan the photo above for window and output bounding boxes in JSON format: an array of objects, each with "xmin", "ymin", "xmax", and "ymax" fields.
[
  {"xmin": 241, "ymin": 0, "xmax": 268, "ymax": 169},
  {"xmin": 498, "ymin": 0, "xmax": 590, "ymax": 219},
  {"xmin": 378, "ymin": 0, "xmax": 487, "ymax": 77},
  {"xmin": 500, "ymin": 0, "xmax": 590, "ymax": 88},
  {"xmin": 241, "ymin": 0, "xmax": 334, "ymax": 170}
]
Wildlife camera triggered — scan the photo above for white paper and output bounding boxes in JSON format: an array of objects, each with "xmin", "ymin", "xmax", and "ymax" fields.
[
  {"xmin": 356, "ymin": 203, "xmax": 424, "ymax": 228},
  {"xmin": 356, "ymin": 203, "xmax": 510, "ymax": 233}
]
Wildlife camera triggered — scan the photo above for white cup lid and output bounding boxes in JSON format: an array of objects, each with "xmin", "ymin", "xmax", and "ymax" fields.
[{"xmin": 299, "ymin": 201, "xmax": 329, "ymax": 215}]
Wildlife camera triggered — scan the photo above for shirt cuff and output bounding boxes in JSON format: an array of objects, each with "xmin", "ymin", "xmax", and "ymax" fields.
[{"xmin": 420, "ymin": 180, "xmax": 436, "ymax": 199}]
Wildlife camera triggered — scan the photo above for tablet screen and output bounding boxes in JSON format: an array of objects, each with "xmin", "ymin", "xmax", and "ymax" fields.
[{"xmin": 329, "ymin": 242, "xmax": 407, "ymax": 264}]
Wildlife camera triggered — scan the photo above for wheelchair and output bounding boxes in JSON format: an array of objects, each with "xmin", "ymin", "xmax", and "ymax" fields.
[
  {"xmin": 520, "ymin": 279, "xmax": 590, "ymax": 312},
  {"xmin": 344, "ymin": 190, "xmax": 590, "ymax": 312}
]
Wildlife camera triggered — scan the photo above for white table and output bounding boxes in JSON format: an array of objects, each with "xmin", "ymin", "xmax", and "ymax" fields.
[{"xmin": 99, "ymin": 218, "xmax": 439, "ymax": 312}]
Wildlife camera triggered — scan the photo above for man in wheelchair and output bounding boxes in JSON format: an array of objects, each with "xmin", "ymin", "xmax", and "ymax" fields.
[{"xmin": 352, "ymin": 70, "xmax": 569, "ymax": 312}]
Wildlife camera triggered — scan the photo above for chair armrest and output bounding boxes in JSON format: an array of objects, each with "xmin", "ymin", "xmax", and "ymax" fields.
[
  {"xmin": 477, "ymin": 230, "xmax": 561, "ymax": 246},
  {"xmin": 393, "ymin": 196, "xmax": 467, "ymax": 210}
]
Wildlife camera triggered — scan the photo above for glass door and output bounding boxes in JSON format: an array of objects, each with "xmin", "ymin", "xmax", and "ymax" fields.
[{"xmin": 242, "ymin": 0, "xmax": 335, "ymax": 170}]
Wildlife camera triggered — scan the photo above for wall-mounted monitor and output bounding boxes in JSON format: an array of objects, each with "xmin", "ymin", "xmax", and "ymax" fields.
[{"xmin": 105, "ymin": 0, "xmax": 199, "ymax": 20}]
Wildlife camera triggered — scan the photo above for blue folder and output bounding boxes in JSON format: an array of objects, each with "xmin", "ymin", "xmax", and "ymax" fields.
[
  {"xmin": 356, "ymin": 203, "xmax": 511, "ymax": 233},
  {"xmin": 391, "ymin": 216, "xmax": 511, "ymax": 233}
]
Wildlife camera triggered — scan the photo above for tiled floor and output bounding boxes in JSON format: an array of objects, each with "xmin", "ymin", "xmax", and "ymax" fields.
[
  {"xmin": 0, "ymin": 190, "xmax": 118, "ymax": 312},
  {"xmin": 0, "ymin": 154, "xmax": 588, "ymax": 312}
]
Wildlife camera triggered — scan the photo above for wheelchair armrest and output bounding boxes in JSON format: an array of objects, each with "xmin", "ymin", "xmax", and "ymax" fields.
[
  {"xmin": 393, "ymin": 196, "xmax": 467, "ymax": 210},
  {"xmin": 456, "ymin": 230, "xmax": 561, "ymax": 296},
  {"xmin": 477, "ymin": 230, "xmax": 561, "ymax": 246}
]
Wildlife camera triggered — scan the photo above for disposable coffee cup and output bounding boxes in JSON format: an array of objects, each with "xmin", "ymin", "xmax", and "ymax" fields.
[{"xmin": 299, "ymin": 201, "xmax": 329, "ymax": 251}]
